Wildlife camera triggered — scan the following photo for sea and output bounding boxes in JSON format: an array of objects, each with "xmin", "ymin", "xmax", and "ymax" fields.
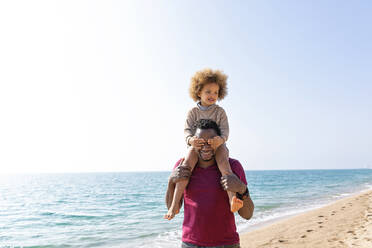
[{"xmin": 1, "ymin": 169, "xmax": 372, "ymax": 248}]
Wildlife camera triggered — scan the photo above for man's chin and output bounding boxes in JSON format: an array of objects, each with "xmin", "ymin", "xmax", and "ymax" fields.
[{"xmin": 200, "ymin": 155, "xmax": 214, "ymax": 161}]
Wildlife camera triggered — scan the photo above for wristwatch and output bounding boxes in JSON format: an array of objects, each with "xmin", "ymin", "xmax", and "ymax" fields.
[{"xmin": 236, "ymin": 186, "xmax": 249, "ymax": 200}]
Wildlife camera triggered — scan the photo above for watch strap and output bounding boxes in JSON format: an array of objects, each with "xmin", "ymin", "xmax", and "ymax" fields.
[{"xmin": 236, "ymin": 186, "xmax": 249, "ymax": 200}]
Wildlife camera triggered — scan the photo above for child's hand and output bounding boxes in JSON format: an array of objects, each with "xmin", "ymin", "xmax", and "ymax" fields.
[
  {"xmin": 189, "ymin": 136, "xmax": 205, "ymax": 150},
  {"xmin": 208, "ymin": 136, "xmax": 224, "ymax": 151}
]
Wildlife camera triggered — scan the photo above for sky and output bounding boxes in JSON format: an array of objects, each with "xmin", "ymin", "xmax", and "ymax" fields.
[{"xmin": 0, "ymin": 1, "xmax": 371, "ymax": 173}]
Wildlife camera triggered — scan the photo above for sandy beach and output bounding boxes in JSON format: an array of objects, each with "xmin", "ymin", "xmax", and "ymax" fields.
[{"xmin": 240, "ymin": 189, "xmax": 372, "ymax": 248}]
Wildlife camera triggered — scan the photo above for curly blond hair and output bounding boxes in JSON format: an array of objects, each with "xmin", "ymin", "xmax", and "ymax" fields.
[{"xmin": 189, "ymin": 68, "xmax": 228, "ymax": 102}]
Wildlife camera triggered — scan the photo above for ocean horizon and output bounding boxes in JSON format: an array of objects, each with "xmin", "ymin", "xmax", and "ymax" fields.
[{"xmin": 1, "ymin": 168, "xmax": 372, "ymax": 248}]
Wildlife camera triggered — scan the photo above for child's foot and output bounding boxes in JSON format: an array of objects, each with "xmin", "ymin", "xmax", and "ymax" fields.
[
  {"xmin": 230, "ymin": 196, "xmax": 243, "ymax": 212},
  {"xmin": 163, "ymin": 206, "xmax": 180, "ymax": 220}
]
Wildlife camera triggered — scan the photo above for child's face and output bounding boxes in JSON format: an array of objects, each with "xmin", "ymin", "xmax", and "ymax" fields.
[{"xmin": 198, "ymin": 83, "xmax": 219, "ymax": 107}]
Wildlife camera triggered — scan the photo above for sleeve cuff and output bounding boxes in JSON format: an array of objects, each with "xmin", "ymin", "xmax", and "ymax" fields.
[{"xmin": 186, "ymin": 136, "xmax": 192, "ymax": 145}]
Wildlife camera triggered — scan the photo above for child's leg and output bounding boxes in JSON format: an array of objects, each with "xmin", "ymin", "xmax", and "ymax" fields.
[
  {"xmin": 164, "ymin": 147, "xmax": 198, "ymax": 220},
  {"xmin": 215, "ymin": 144, "xmax": 243, "ymax": 212}
]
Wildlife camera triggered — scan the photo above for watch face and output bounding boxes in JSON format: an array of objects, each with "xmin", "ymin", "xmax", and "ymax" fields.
[
  {"xmin": 237, "ymin": 188, "xmax": 249, "ymax": 200},
  {"xmin": 242, "ymin": 188, "xmax": 249, "ymax": 199}
]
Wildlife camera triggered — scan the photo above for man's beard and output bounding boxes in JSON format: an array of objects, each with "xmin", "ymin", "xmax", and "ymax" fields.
[{"xmin": 199, "ymin": 155, "xmax": 214, "ymax": 162}]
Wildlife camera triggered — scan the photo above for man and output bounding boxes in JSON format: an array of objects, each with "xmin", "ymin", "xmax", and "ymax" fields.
[{"xmin": 165, "ymin": 119, "xmax": 254, "ymax": 248}]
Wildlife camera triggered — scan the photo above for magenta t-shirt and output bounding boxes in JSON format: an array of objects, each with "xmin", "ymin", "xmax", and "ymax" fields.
[{"xmin": 173, "ymin": 158, "xmax": 247, "ymax": 247}]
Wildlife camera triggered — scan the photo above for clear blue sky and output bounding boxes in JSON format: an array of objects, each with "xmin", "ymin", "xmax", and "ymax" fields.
[{"xmin": 0, "ymin": 1, "xmax": 371, "ymax": 173}]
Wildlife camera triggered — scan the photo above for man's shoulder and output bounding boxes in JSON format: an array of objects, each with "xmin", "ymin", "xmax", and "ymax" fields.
[
  {"xmin": 228, "ymin": 157, "xmax": 240, "ymax": 164},
  {"xmin": 173, "ymin": 158, "xmax": 184, "ymax": 169},
  {"xmin": 229, "ymin": 158, "xmax": 247, "ymax": 184},
  {"xmin": 228, "ymin": 158, "xmax": 243, "ymax": 169}
]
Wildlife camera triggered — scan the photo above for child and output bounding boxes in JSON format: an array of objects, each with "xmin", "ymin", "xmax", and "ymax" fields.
[{"xmin": 164, "ymin": 68, "xmax": 243, "ymax": 220}]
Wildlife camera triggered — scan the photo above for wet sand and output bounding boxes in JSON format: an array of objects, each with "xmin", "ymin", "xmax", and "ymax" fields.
[{"xmin": 240, "ymin": 189, "xmax": 372, "ymax": 248}]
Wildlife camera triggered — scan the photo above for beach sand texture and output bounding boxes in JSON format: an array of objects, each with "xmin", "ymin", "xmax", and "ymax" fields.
[{"xmin": 240, "ymin": 190, "xmax": 372, "ymax": 248}]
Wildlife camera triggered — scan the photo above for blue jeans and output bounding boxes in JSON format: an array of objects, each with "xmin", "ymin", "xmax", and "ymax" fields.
[{"xmin": 182, "ymin": 241, "xmax": 240, "ymax": 248}]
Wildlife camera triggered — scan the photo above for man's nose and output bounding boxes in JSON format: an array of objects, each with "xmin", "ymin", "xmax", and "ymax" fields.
[{"xmin": 201, "ymin": 143, "xmax": 211, "ymax": 150}]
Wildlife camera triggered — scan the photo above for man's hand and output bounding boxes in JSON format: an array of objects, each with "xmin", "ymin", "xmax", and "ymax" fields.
[
  {"xmin": 220, "ymin": 174, "xmax": 247, "ymax": 194},
  {"xmin": 189, "ymin": 136, "xmax": 206, "ymax": 150},
  {"xmin": 169, "ymin": 159, "xmax": 192, "ymax": 184},
  {"xmin": 207, "ymin": 136, "xmax": 224, "ymax": 151}
]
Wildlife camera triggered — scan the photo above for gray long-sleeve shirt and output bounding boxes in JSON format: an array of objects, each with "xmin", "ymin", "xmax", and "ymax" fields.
[{"xmin": 184, "ymin": 103, "xmax": 229, "ymax": 145}]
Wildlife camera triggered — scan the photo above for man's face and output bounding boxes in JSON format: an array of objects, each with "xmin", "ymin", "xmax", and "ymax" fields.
[{"xmin": 195, "ymin": 128, "xmax": 217, "ymax": 162}]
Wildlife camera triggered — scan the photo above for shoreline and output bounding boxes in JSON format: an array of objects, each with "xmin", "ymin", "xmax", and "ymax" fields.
[
  {"xmin": 239, "ymin": 189, "xmax": 372, "ymax": 248},
  {"xmin": 238, "ymin": 187, "xmax": 372, "ymax": 234}
]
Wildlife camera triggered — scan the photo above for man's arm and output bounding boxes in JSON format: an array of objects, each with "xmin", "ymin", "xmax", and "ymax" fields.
[
  {"xmin": 165, "ymin": 162, "xmax": 191, "ymax": 209},
  {"xmin": 220, "ymin": 174, "xmax": 254, "ymax": 220},
  {"xmin": 237, "ymin": 185, "xmax": 254, "ymax": 220}
]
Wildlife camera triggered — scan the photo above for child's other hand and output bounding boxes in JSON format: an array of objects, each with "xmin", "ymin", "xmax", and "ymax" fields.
[
  {"xmin": 208, "ymin": 136, "xmax": 224, "ymax": 151},
  {"xmin": 189, "ymin": 136, "xmax": 204, "ymax": 150}
]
